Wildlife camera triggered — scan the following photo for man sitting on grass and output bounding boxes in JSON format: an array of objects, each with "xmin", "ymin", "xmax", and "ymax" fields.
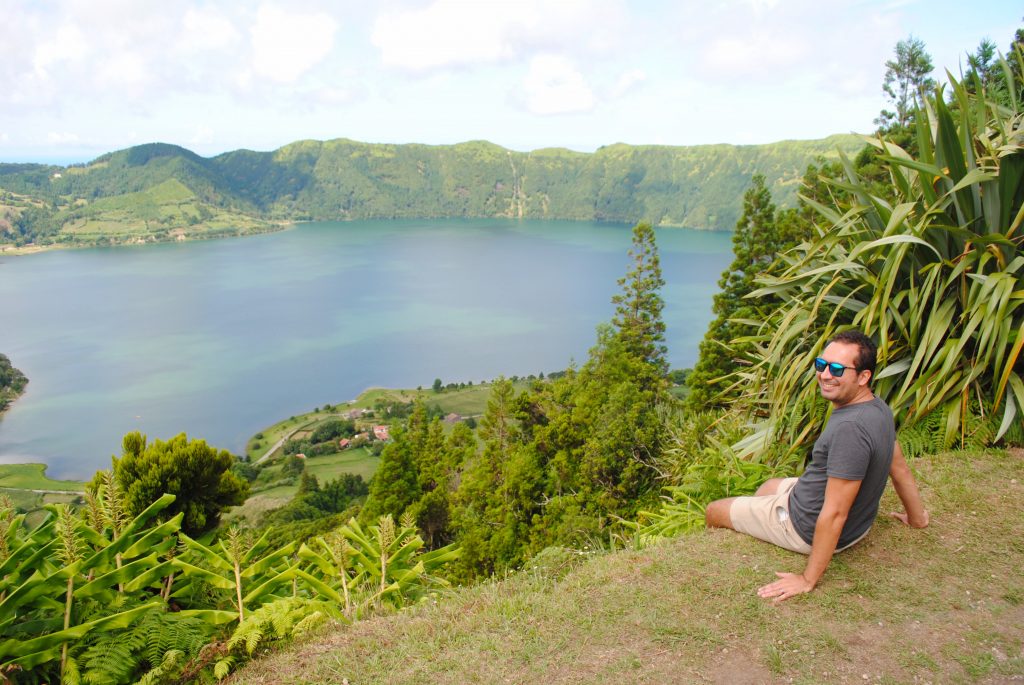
[{"xmin": 705, "ymin": 330, "xmax": 929, "ymax": 603}]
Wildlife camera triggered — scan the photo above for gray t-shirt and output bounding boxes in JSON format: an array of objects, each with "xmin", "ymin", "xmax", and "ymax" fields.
[{"xmin": 789, "ymin": 396, "xmax": 895, "ymax": 548}]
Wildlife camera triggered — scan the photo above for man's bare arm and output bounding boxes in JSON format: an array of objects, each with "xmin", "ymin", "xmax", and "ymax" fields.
[
  {"xmin": 757, "ymin": 476, "xmax": 861, "ymax": 602},
  {"xmin": 889, "ymin": 441, "xmax": 928, "ymax": 528}
]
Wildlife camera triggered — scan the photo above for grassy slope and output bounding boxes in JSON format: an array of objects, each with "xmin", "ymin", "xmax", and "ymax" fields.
[
  {"xmin": 230, "ymin": 448, "xmax": 1024, "ymax": 684},
  {"xmin": 61, "ymin": 178, "xmax": 276, "ymax": 242}
]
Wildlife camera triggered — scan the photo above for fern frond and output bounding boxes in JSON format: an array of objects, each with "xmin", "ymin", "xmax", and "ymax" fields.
[
  {"xmin": 228, "ymin": 597, "xmax": 329, "ymax": 656},
  {"xmin": 213, "ymin": 656, "xmax": 235, "ymax": 680},
  {"xmin": 82, "ymin": 638, "xmax": 138, "ymax": 685},
  {"xmin": 136, "ymin": 611, "xmax": 209, "ymax": 666},
  {"xmin": 292, "ymin": 610, "xmax": 328, "ymax": 637},
  {"xmin": 62, "ymin": 655, "xmax": 82, "ymax": 685},
  {"xmin": 135, "ymin": 649, "xmax": 186, "ymax": 685}
]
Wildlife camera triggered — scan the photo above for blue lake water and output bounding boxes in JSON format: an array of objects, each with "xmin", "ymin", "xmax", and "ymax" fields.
[{"xmin": 0, "ymin": 219, "xmax": 732, "ymax": 479}]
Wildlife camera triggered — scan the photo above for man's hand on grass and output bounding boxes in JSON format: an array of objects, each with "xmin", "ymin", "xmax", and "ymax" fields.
[
  {"xmin": 757, "ymin": 572, "xmax": 814, "ymax": 603},
  {"xmin": 890, "ymin": 510, "xmax": 929, "ymax": 528}
]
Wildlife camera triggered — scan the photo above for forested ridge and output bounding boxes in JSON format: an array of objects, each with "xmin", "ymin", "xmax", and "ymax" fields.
[{"xmin": 0, "ymin": 135, "xmax": 862, "ymax": 247}]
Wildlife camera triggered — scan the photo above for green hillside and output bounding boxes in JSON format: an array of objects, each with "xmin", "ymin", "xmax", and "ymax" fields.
[
  {"xmin": 59, "ymin": 178, "xmax": 276, "ymax": 245},
  {"xmin": 0, "ymin": 135, "xmax": 864, "ymax": 248}
]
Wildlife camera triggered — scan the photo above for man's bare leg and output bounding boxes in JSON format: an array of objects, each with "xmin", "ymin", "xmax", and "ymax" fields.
[
  {"xmin": 754, "ymin": 478, "xmax": 786, "ymax": 497},
  {"xmin": 704, "ymin": 497, "xmax": 736, "ymax": 528},
  {"xmin": 705, "ymin": 478, "xmax": 789, "ymax": 529}
]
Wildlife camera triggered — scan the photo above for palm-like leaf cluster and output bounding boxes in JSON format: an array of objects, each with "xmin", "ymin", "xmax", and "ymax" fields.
[{"xmin": 737, "ymin": 55, "xmax": 1024, "ymax": 457}]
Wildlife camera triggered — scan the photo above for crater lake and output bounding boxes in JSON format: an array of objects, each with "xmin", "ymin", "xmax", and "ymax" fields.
[{"xmin": 0, "ymin": 219, "xmax": 733, "ymax": 479}]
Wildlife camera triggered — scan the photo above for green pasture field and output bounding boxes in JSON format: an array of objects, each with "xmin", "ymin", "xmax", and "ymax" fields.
[
  {"xmin": 669, "ymin": 384, "xmax": 689, "ymax": 400},
  {"xmin": 20, "ymin": 492, "xmax": 82, "ymax": 528},
  {"xmin": 0, "ymin": 463, "xmax": 84, "ymax": 491},
  {"xmin": 255, "ymin": 447, "xmax": 380, "ymax": 488},
  {"xmin": 2, "ymin": 489, "xmax": 80, "ymax": 512},
  {"xmin": 230, "ymin": 447, "xmax": 380, "ymax": 525},
  {"xmin": 0, "ymin": 464, "xmax": 84, "ymax": 526},
  {"xmin": 372, "ymin": 380, "xmax": 534, "ymax": 416}
]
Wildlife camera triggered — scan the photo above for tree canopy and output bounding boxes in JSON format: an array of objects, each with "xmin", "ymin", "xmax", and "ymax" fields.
[
  {"xmin": 112, "ymin": 431, "xmax": 249, "ymax": 535},
  {"xmin": 875, "ymin": 35, "xmax": 935, "ymax": 130},
  {"xmin": 687, "ymin": 175, "xmax": 786, "ymax": 411},
  {"xmin": 0, "ymin": 354, "xmax": 28, "ymax": 413}
]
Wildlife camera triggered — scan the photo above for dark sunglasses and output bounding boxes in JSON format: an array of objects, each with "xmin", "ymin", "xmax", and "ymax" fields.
[{"xmin": 813, "ymin": 357, "xmax": 858, "ymax": 377}]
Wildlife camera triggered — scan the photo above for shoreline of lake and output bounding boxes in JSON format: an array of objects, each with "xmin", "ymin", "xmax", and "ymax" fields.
[
  {"xmin": 0, "ymin": 217, "xmax": 731, "ymax": 258},
  {"xmin": 0, "ymin": 220, "xmax": 295, "ymax": 257}
]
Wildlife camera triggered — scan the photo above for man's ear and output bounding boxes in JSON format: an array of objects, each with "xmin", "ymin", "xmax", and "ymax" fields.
[{"xmin": 858, "ymin": 369, "xmax": 872, "ymax": 387}]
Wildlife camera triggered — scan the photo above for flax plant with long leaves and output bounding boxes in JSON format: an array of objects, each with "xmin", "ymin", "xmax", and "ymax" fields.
[{"xmin": 736, "ymin": 55, "xmax": 1024, "ymax": 458}]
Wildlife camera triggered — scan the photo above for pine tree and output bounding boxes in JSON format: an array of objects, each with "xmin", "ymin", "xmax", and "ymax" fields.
[
  {"xmin": 548, "ymin": 224, "xmax": 672, "ymax": 523},
  {"xmin": 874, "ymin": 35, "xmax": 935, "ymax": 131},
  {"xmin": 687, "ymin": 174, "xmax": 783, "ymax": 411},
  {"xmin": 360, "ymin": 429, "xmax": 421, "ymax": 523},
  {"xmin": 450, "ymin": 378, "xmax": 533, "ymax": 575},
  {"xmin": 611, "ymin": 222, "xmax": 668, "ymax": 383}
]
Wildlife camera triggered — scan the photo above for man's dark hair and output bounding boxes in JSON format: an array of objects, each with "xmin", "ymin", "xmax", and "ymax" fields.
[{"xmin": 828, "ymin": 330, "xmax": 877, "ymax": 376}]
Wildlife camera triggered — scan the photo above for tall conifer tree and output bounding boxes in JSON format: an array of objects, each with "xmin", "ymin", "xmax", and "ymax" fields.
[
  {"xmin": 611, "ymin": 222, "xmax": 668, "ymax": 383},
  {"xmin": 687, "ymin": 174, "xmax": 780, "ymax": 411}
]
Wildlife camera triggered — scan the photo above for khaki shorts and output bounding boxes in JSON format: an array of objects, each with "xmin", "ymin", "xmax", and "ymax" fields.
[{"xmin": 730, "ymin": 477, "xmax": 813, "ymax": 554}]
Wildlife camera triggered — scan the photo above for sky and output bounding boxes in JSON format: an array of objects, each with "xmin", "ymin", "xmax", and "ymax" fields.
[{"xmin": 1, "ymin": 0, "xmax": 1020, "ymax": 164}]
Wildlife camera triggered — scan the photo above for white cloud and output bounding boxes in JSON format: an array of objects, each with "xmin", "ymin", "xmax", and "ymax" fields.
[
  {"xmin": 250, "ymin": 4, "xmax": 338, "ymax": 83},
  {"xmin": 189, "ymin": 125, "xmax": 215, "ymax": 146},
  {"xmin": 610, "ymin": 69, "xmax": 647, "ymax": 98},
  {"xmin": 181, "ymin": 7, "xmax": 242, "ymax": 52},
  {"xmin": 372, "ymin": 1, "xmax": 519, "ymax": 71},
  {"xmin": 0, "ymin": 133, "xmax": 9, "ymax": 144},
  {"xmin": 94, "ymin": 51, "xmax": 149, "ymax": 91},
  {"xmin": 702, "ymin": 32, "xmax": 808, "ymax": 76},
  {"xmin": 518, "ymin": 55, "xmax": 595, "ymax": 115},
  {"xmin": 371, "ymin": 0, "xmax": 629, "ymax": 72},
  {"xmin": 310, "ymin": 85, "xmax": 359, "ymax": 105},
  {"xmin": 32, "ymin": 23, "xmax": 91, "ymax": 75},
  {"xmin": 47, "ymin": 131, "xmax": 80, "ymax": 144}
]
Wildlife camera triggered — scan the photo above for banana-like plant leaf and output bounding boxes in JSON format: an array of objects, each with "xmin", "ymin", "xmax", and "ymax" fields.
[
  {"xmin": 0, "ymin": 602, "xmax": 159, "ymax": 660},
  {"xmin": 291, "ymin": 568, "xmax": 344, "ymax": 605},
  {"xmin": 240, "ymin": 542, "xmax": 296, "ymax": 578},
  {"xmin": 120, "ymin": 513, "xmax": 184, "ymax": 558},
  {"xmin": 241, "ymin": 567, "xmax": 296, "ymax": 605},
  {"xmin": 175, "ymin": 609, "xmax": 239, "ymax": 626},
  {"xmin": 74, "ymin": 553, "xmax": 163, "ymax": 598},
  {"xmin": 170, "ymin": 559, "xmax": 236, "ymax": 591},
  {"xmin": 178, "ymin": 532, "xmax": 234, "ymax": 572}
]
